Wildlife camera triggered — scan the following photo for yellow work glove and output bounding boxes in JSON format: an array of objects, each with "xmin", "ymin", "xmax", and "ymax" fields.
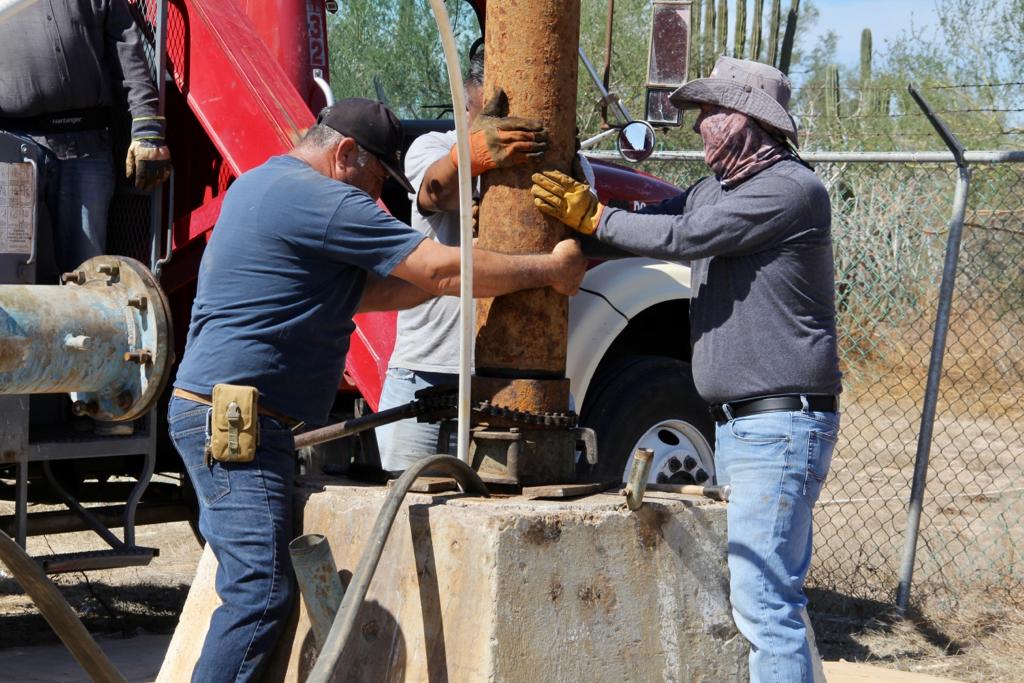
[
  {"xmin": 531, "ymin": 170, "xmax": 604, "ymax": 235},
  {"xmin": 125, "ymin": 140, "xmax": 171, "ymax": 192},
  {"xmin": 451, "ymin": 88, "xmax": 547, "ymax": 176}
]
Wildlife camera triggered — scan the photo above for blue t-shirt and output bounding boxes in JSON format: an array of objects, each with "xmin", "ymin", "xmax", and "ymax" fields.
[{"xmin": 174, "ymin": 155, "xmax": 426, "ymax": 425}]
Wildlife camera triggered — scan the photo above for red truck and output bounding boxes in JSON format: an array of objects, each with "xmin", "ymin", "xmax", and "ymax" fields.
[{"xmin": 0, "ymin": 0, "xmax": 713, "ymax": 568}]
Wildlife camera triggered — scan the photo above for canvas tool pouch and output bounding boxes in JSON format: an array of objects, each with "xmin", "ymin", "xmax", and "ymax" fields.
[{"xmin": 208, "ymin": 384, "xmax": 259, "ymax": 463}]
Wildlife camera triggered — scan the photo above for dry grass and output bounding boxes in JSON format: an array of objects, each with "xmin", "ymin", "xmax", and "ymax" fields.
[{"xmin": 817, "ymin": 601, "xmax": 1024, "ymax": 682}]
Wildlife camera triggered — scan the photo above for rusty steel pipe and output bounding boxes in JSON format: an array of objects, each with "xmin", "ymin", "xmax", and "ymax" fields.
[
  {"xmin": 289, "ymin": 533, "xmax": 345, "ymax": 649},
  {"xmin": 624, "ymin": 447, "xmax": 654, "ymax": 510},
  {"xmin": 474, "ymin": 0, "xmax": 582, "ymax": 415}
]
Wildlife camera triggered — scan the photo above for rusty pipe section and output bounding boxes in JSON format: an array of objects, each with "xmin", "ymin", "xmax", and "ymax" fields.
[
  {"xmin": 474, "ymin": 0, "xmax": 582, "ymax": 416},
  {"xmin": 0, "ymin": 256, "xmax": 173, "ymax": 421},
  {"xmin": 624, "ymin": 447, "xmax": 654, "ymax": 511},
  {"xmin": 289, "ymin": 533, "xmax": 345, "ymax": 649}
]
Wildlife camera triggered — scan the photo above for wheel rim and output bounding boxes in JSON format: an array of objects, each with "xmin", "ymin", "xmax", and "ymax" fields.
[{"xmin": 621, "ymin": 419, "xmax": 715, "ymax": 485}]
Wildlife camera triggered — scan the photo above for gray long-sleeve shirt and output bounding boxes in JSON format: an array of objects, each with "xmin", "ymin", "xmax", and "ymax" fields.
[
  {"xmin": 597, "ymin": 158, "xmax": 842, "ymax": 404},
  {"xmin": 0, "ymin": 0, "xmax": 162, "ymax": 145}
]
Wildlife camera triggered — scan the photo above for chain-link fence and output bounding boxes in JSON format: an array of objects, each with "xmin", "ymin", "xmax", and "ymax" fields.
[{"xmin": 592, "ymin": 149, "xmax": 1024, "ymax": 623}]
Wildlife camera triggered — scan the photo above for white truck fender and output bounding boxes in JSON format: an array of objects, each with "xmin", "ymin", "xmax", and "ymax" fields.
[{"xmin": 567, "ymin": 257, "xmax": 692, "ymax": 407}]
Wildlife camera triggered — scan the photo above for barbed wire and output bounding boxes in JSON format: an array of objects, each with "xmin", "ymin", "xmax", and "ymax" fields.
[
  {"xmin": 796, "ymin": 108, "xmax": 1024, "ymax": 119},
  {"xmin": 794, "ymin": 81, "xmax": 1024, "ymax": 93}
]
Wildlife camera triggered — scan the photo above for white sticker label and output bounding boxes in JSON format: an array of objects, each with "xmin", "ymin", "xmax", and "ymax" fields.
[{"xmin": 0, "ymin": 163, "xmax": 34, "ymax": 255}]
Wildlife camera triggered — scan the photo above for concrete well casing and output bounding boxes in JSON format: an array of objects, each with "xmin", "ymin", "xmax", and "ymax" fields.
[{"xmin": 159, "ymin": 480, "xmax": 749, "ymax": 682}]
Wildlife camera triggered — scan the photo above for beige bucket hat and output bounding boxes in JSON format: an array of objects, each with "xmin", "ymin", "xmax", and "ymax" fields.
[{"xmin": 670, "ymin": 56, "xmax": 799, "ymax": 147}]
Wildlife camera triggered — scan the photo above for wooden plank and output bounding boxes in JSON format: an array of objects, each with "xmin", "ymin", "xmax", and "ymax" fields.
[
  {"xmin": 386, "ymin": 476, "xmax": 460, "ymax": 494},
  {"xmin": 521, "ymin": 480, "xmax": 619, "ymax": 500},
  {"xmin": 823, "ymin": 661, "xmax": 966, "ymax": 683}
]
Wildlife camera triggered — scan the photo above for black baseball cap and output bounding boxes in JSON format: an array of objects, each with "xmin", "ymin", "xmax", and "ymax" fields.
[{"xmin": 316, "ymin": 98, "xmax": 414, "ymax": 194}]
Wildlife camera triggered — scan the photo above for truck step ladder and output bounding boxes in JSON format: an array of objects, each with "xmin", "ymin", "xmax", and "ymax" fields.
[{"xmin": 38, "ymin": 546, "xmax": 158, "ymax": 574}]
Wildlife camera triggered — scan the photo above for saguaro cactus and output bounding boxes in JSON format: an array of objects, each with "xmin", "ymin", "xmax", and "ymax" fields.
[
  {"xmin": 716, "ymin": 0, "xmax": 728, "ymax": 59},
  {"xmin": 778, "ymin": 0, "xmax": 799, "ymax": 74},
  {"xmin": 766, "ymin": 0, "xmax": 781, "ymax": 66},
  {"xmin": 860, "ymin": 28, "xmax": 873, "ymax": 82},
  {"xmin": 691, "ymin": 0, "xmax": 703, "ymax": 77},
  {"xmin": 702, "ymin": 0, "xmax": 716, "ymax": 75},
  {"xmin": 750, "ymin": 0, "xmax": 764, "ymax": 61},
  {"xmin": 734, "ymin": 0, "xmax": 747, "ymax": 59},
  {"xmin": 825, "ymin": 63, "xmax": 841, "ymax": 120},
  {"xmin": 859, "ymin": 28, "xmax": 885, "ymax": 115}
]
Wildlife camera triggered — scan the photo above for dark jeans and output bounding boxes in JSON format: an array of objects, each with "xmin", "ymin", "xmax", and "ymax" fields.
[
  {"xmin": 168, "ymin": 396, "xmax": 297, "ymax": 683},
  {"xmin": 47, "ymin": 153, "xmax": 114, "ymax": 272}
]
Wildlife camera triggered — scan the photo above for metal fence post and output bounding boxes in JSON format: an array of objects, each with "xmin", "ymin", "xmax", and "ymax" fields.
[{"xmin": 895, "ymin": 85, "xmax": 973, "ymax": 614}]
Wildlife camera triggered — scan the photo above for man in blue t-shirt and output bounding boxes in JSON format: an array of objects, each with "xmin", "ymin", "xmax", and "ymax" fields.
[{"xmin": 167, "ymin": 98, "xmax": 586, "ymax": 683}]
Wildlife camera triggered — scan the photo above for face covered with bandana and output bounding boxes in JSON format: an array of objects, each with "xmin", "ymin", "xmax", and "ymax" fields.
[{"xmin": 692, "ymin": 104, "xmax": 791, "ymax": 187}]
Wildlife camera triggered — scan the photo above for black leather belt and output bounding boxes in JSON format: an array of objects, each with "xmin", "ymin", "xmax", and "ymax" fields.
[
  {"xmin": 709, "ymin": 394, "xmax": 838, "ymax": 425},
  {"xmin": 0, "ymin": 107, "xmax": 112, "ymax": 134}
]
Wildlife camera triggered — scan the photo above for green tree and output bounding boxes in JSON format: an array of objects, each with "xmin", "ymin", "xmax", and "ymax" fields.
[{"xmin": 327, "ymin": 0, "xmax": 479, "ymax": 119}]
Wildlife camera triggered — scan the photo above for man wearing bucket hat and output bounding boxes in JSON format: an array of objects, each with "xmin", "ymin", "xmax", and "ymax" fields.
[
  {"xmin": 169, "ymin": 97, "xmax": 587, "ymax": 682},
  {"xmin": 532, "ymin": 57, "xmax": 840, "ymax": 682}
]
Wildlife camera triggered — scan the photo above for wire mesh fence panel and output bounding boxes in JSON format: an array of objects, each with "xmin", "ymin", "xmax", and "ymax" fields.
[
  {"xmin": 910, "ymin": 163, "xmax": 1024, "ymax": 614},
  {"xmin": 599, "ymin": 151, "xmax": 1024, "ymax": 620},
  {"xmin": 807, "ymin": 160, "xmax": 956, "ymax": 618}
]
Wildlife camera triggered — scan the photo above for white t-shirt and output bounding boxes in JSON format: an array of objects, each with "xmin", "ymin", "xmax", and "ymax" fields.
[
  {"xmin": 388, "ymin": 130, "xmax": 465, "ymax": 373},
  {"xmin": 388, "ymin": 129, "xmax": 597, "ymax": 374}
]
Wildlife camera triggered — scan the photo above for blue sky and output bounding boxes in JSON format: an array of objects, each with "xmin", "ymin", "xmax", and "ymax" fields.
[
  {"xmin": 718, "ymin": 0, "xmax": 941, "ymax": 68},
  {"xmin": 804, "ymin": 0, "xmax": 941, "ymax": 67}
]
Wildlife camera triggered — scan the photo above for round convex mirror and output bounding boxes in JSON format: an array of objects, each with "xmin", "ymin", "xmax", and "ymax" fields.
[{"xmin": 616, "ymin": 121, "xmax": 656, "ymax": 163}]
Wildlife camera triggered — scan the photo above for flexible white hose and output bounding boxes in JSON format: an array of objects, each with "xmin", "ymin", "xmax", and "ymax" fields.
[
  {"xmin": 427, "ymin": 0, "xmax": 474, "ymax": 465},
  {"xmin": 0, "ymin": 0, "xmax": 37, "ymax": 22}
]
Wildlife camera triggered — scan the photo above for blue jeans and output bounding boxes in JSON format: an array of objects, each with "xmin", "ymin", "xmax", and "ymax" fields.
[
  {"xmin": 376, "ymin": 367, "xmax": 456, "ymax": 472},
  {"xmin": 44, "ymin": 153, "xmax": 115, "ymax": 272},
  {"xmin": 168, "ymin": 397, "xmax": 297, "ymax": 683},
  {"xmin": 714, "ymin": 402, "xmax": 839, "ymax": 683}
]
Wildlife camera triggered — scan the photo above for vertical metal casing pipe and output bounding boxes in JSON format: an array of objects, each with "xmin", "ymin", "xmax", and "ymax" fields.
[
  {"xmin": 474, "ymin": 0, "xmax": 582, "ymax": 408},
  {"xmin": 289, "ymin": 534, "xmax": 345, "ymax": 648}
]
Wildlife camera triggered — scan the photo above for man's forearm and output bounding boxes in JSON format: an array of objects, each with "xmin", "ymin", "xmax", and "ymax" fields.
[
  {"xmin": 358, "ymin": 275, "xmax": 435, "ymax": 313},
  {"xmin": 390, "ymin": 238, "xmax": 583, "ymax": 299},
  {"xmin": 432, "ymin": 248, "xmax": 557, "ymax": 298}
]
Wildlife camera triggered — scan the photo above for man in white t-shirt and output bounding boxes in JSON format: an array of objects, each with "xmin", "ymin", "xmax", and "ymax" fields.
[{"xmin": 376, "ymin": 50, "xmax": 550, "ymax": 470}]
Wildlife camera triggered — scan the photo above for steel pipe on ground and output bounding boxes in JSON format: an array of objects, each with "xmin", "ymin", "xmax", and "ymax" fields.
[{"xmin": 289, "ymin": 533, "xmax": 345, "ymax": 648}]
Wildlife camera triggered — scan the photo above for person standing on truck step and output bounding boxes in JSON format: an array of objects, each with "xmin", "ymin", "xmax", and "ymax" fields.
[
  {"xmin": 530, "ymin": 56, "xmax": 841, "ymax": 683},
  {"xmin": 0, "ymin": 0, "xmax": 172, "ymax": 274},
  {"xmin": 378, "ymin": 47, "xmax": 572, "ymax": 471},
  {"xmin": 167, "ymin": 98, "xmax": 586, "ymax": 683}
]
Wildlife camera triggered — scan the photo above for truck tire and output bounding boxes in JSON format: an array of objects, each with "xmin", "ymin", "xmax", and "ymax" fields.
[{"xmin": 580, "ymin": 356, "xmax": 716, "ymax": 485}]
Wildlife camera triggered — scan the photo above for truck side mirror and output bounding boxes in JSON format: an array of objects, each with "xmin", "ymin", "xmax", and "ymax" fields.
[
  {"xmin": 617, "ymin": 121, "xmax": 656, "ymax": 163},
  {"xmin": 645, "ymin": 1, "xmax": 692, "ymax": 127}
]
